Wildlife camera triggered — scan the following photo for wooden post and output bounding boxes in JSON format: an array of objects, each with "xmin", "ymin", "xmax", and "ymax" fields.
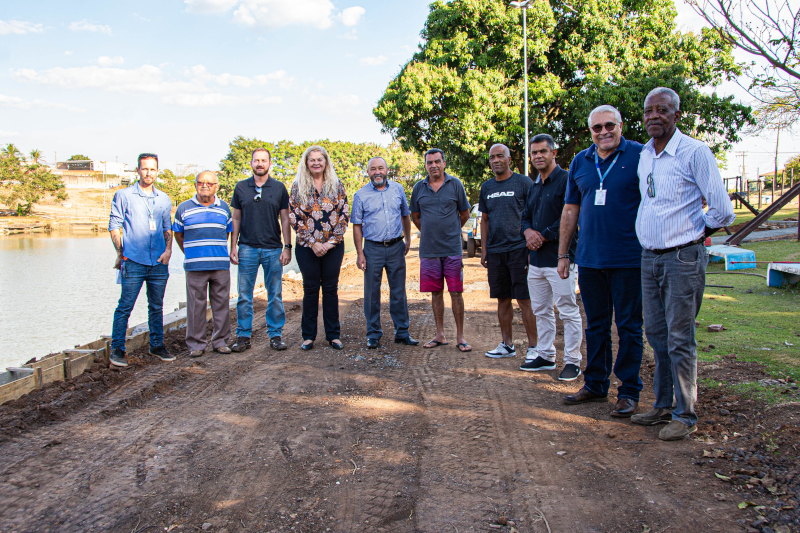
[
  {"xmin": 64, "ymin": 356, "xmax": 72, "ymax": 380},
  {"xmin": 35, "ymin": 367, "xmax": 43, "ymax": 390}
]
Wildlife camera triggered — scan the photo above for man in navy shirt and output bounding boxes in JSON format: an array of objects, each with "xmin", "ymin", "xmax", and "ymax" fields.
[
  {"xmin": 557, "ymin": 105, "xmax": 644, "ymax": 418},
  {"xmin": 108, "ymin": 153, "xmax": 176, "ymax": 367},
  {"xmin": 520, "ymin": 134, "xmax": 581, "ymax": 380}
]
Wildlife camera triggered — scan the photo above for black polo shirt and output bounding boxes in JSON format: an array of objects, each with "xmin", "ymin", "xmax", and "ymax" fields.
[
  {"xmin": 230, "ymin": 176, "xmax": 289, "ymax": 249},
  {"xmin": 521, "ymin": 165, "xmax": 577, "ymax": 268}
]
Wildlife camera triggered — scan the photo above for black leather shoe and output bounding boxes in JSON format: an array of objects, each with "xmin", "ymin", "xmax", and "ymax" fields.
[
  {"xmin": 394, "ymin": 336, "xmax": 419, "ymax": 346},
  {"xmin": 610, "ymin": 398, "xmax": 638, "ymax": 418},
  {"xmin": 563, "ymin": 387, "xmax": 608, "ymax": 405},
  {"xmin": 329, "ymin": 340, "xmax": 344, "ymax": 350},
  {"xmin": 366, "ymin": 339, "xmax": 379, "ymax": 349},
  {"xmin": 301, "ymin": 341, "xmax": 314, "ymax": 351},
  {"xmin": 270, "ymin": 336, "xmax": 287, "ymax": 350}
]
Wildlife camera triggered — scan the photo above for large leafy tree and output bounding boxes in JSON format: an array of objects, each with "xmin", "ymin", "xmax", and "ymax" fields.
[
  {"xmin": 0, "ymin": 151, "xmax": 67, "ymax": 215},
  {"xmin": 67, "ymin": 154, "xmax": 90, "ymax": 161},
  {"xmin": 374, "ymin": 0, "xmax": 752, "ymax": 197},
  {"xmin": 217, "ymin": 137, "xmax": 423, "ymax": 202}
]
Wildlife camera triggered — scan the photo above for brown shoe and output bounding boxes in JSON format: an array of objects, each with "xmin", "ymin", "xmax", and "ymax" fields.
[
  {"xmin": 230, "ymin": 337, "xmax": 251, "ymax": 353},
  {"xmin": 631, "ymin": 408, "xmax": 672, "ymax": 426},
  {"xmin": 563, "ymin": 387, "xmax": 608, "ymax": 405},
  {"xmin": 658, "ymin": 420, "xmax": 697, "ymax": 441},
  {"xmin": 270, "ymin": 336, "xmax": 287, "ymax": 350},
  {"xmin": 610, "ymin": 397, "xmax": 638, "ymax": 418},
  {"xmin": 189, "ymin": 350, "xmax": 205, "ymax": 358},
  {"xmin": 214, "ymin": 346, "xmax": 231, "ymax": 354}
]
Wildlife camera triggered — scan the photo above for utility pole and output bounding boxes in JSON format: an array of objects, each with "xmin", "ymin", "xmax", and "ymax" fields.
[{"xmin": 775, "ymin": 126, "xmax": 781, "ymax": 197}]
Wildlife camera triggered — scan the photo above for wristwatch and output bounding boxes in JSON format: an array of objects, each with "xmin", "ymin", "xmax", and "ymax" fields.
[{"xmin": 284, "ymin": 244, "xmax": 292, "ymax": 250}]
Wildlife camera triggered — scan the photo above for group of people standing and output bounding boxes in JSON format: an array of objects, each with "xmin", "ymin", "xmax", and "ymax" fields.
[{"xmin": 107, "ymin": 86, "xmax": 734, "ymax": 442}]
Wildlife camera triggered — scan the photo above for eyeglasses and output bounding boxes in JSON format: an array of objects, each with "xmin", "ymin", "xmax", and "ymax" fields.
[
  {"xmin": 254, "ymin": 186, "xmax": 262, "ymax": 202},
  {"xmin": 197, "ymin": 181, "xmax": 217, "ymax": 188},
  {"xmin": 646, "ymin": 173, "xmax": 656, "ymax": 198},
  {"xmin": 591, "ymin": 122, "xmax": 618, "ymax": 133}
]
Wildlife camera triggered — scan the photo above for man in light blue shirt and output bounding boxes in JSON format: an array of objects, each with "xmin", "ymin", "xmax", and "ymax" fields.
[
  {"xmin": 108, "ymin": 153, "xmax": 175, "ymax": 367},
  {"xmin": 351, "ymin": 157, "xmax": 417, "ymax": 348},
  {"xmin": 632, "ymin": 87, "xmax": 735, "ymax": 440}
]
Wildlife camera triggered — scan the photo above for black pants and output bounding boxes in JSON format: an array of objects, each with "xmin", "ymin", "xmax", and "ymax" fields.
[{"xmin": 295, "ymin": 242, "xmax": 344, "ymax": 341}]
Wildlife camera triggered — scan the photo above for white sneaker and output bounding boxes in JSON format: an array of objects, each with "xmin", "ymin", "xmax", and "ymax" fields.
[
  {"xmin": 525, "ymin": 347, "xmax": 538, "ymax": 362},
  {"xmin": 485, "ymin": 342, "xmax": 516, "ymax": 358}
]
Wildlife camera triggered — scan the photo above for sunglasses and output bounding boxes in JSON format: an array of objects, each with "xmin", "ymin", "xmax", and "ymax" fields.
[
  {"xmin": 197, "ymin": 181, "xmax": 217, "ymax": 188},
  {"xmin": 591, "ymin": 122, "xmax": 618, "ymax": 133},
  {"xmin": 646, "ymin": 173, "xmax": 656, "ymax": 198},
  {"xmin": 254, "ymin": 185, "xmax": 262, "ymax": 202}
]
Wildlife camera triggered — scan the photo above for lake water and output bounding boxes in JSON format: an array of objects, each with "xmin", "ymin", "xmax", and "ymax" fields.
[{"xmin": 0, "ymin": 232, "xmax": 354, "ymax": 370}]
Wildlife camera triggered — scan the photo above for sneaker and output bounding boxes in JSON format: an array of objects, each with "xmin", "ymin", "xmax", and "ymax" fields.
[
  {"xmin": 270, "ymin": 336, "xmax": 287, "ymax": 350},
  {"xmin": 658, "ymin": 420, "xmax": 697, "ymax": 441},
  {"xmin": 525, "ymin": 347, "xmax": 538, "ymax": 362},
  {"xmin": 520, "ymin": 356, "xmax": 557, "ymax": 372},
  {"xmin": 485, "ymin": 342, "xmax": 515, "ymax": 358},
  {"xmin": 149, "ymin": 345, "xmax": 176, "ymax": 362},
  {"xmin": 631, "ymin": 408, "xmax": 673, "ymax": 426},
  {"xmin": 109, "ymin": 348, "xmax": 128, "ymax": 368},
  {"xmin": 558, "ymin": 364, "xmax": 581, "ymax": 381},
  {"xmin": 231, "ymin": 336, "xmax": 251, "ymax": 353}
]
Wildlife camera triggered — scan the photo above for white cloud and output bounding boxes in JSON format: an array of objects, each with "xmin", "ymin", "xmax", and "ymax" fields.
[
  {"xmin": 64, "ymin": 51, "xmax": 72, "ymax": 56},
  {"xmin": 69, "ymin": 20, "xmax": 112, "ymax": 35},
  {"xmin": 186, "ymin": 0, "xmax": 364, "ymax": 30},
  {"xmin": 0, "ymin": 19, "xmax": 45, "ymax": 35},
  {"xmin": 161, "ymin": 93, "xmax": 283, "ymax": 106},
  {"xmin": 97, "ymin": 56, "xmax": 124, "ymax": 66},
  {"xmin": 339, "ymin": 6, "xmax": 365, "ymax": 26},
  {"xmin": 306, "ymin": 92, "xmax": 360, "ymax": 115},
  {"xmin": 0, "ymin": 130, "xmax": 21, "ymax": 137},
  {"xmin": 0, "ymin": 93, "xmax": 84, "ymax": 113},
  {"xmin": 187, "ymin": 64, "xmax": 295, "ymax": 90},
  {"xmin": 339, "ymin": 29, "xmax": 358, "ymax": 40},
  {"xmin": 360, "ymin": 55, "xmax": 387, "ymax": 66}
]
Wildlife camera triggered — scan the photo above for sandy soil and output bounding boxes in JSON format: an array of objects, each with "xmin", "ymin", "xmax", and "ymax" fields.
[{"xmin": 0, "ymin": 245, "xmax": 798, "ymax": 533}]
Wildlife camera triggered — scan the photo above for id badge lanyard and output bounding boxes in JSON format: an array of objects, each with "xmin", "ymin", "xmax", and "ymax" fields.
[
  {"xmin": 594, "ymin": 150, "xmax": 619, "ymax": 206},
  {"xmin": 143, "ymin": 192, "xmax": 157, "ymax": 231}
]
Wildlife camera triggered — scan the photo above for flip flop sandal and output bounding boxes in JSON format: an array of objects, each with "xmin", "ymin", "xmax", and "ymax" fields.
[
  {"xmin": 423, "ymin": 339, "xmax": 449, "ymax": 349},
  {"xmin": 457, "ymin": 343, "xmax": 472, "ymax": 352}
]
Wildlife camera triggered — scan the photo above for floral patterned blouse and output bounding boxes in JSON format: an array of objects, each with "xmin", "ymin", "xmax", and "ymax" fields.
[{"xmin": 289, "ymin": 181, "xmax": 350, "ymax": 247}]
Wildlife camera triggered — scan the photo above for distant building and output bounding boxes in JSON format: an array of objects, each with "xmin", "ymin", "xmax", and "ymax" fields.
[{"xmin": 51, "ymin": 160, "xmax": 137, "ymax": 189}]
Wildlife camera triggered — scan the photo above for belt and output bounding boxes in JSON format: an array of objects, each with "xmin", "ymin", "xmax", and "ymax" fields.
[
  {"xmin": 649, "ymin": 237, "xmax": 705, "ymax": 255},
  {"xmin": 366, "ymin": 236, "xmax": 403, "ymax": 247}
]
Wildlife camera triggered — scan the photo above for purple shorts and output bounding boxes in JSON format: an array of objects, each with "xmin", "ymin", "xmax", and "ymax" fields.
[{"xmin": 420, "ymin": 256, "xmax": 463, "ymax": 293}]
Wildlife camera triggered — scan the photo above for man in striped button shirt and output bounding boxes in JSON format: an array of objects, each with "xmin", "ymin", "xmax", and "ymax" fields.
[
  {"xmin": 631, "ymin": 87, "xmax": 735, "ymax": 440},
  {"xmin": 173, "ymin": 171, "xmax": 234, "ymax": 357}
]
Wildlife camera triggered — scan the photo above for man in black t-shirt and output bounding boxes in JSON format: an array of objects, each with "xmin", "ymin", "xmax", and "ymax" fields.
[
  {"xmin": 478, "ymin": 144, "xmax": 537, "ymax": 360},
  {"xmin": 229, "ymin": 148, "xmax": 292, "ymax": 352}
]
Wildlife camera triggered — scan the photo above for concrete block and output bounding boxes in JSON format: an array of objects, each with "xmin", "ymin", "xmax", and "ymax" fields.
[
  {"xmin": 767, "ymin": 263, "xmax": 800, "ymax": 287},
  {"xmin": 707, "ymin": 245, "xmax": 756, "ymax": 270}
]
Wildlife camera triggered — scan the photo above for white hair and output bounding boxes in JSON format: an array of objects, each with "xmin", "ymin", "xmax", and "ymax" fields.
[
  {"xmin": 489, "ymin": 143, "xmax": 511, "ymax": 157},
  {"xmin": 645, "ymin": 87, "xmax": 681, "ymax": 111},
  {"xmin": 587, "ymin": 105, "xmax": 623, "ymax": 127}
]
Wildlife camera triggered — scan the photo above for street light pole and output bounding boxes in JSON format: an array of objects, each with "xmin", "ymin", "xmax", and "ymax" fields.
[{"xmin": 510, "ymin": 1, "xmax": 531, "ymax": 176}]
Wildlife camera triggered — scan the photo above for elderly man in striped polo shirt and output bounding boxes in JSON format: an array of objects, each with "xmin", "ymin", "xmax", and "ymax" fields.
[
  {"xmin": 173, "ymin": 171, "xmax": 234, "ymax": 357},
  {"xmin": 632, "ymin": 87, "xmax": 735, "ymax": 440}
]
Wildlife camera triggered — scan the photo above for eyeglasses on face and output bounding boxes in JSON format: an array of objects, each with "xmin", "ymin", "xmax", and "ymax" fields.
[
  {"xmin": 591, "ymin": 122, "xmax": 618, "ymax": 133},
  {"xmin": 646, "ymin": 173, "xmax": 656, "ymax": 198},
  {"xmin": 196, "ymin": 181, "xmax": 217, "ymax": 188},
  {"xmin": 254, "ymin": 185, "xmax": 262, "ymax": 202}
]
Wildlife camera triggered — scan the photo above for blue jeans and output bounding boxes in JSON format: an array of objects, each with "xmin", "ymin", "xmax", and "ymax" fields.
[
  {"xmin": 112, "ymin": 260, "xmax": 169, "ymax": 351},
  {"xmin": 642, "ymin": 244, "xmax": 708, "ymax": 427},
  {"xmin": 578, "ymin": 266, "xmax": 644, "ymax": 401},
  {"xmin": 236, "ymin": 245, "xmax": 284, "ymax": 339}
]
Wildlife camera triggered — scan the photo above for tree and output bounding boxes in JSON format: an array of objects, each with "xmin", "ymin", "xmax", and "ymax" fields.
[
  {"xmin": 2, "ymin": 144, "xmax": 22, "ymax": 159},
  {"xmin": 158, "ymin": 169, "xmax": 195, "ymax": 206},
  {"xmin": 67, "ymin": 154, "xmax": 90, "ymax": 161},
  {"xmin": 0, "ymin": 151, "xmax": 67, "ymax": 215},
  {"xmin": 217, "ymin": 137, "xmax": 423, "ymax": 202},
  {"xmin": 752, "ymin": 97, "xmax": 797, "ymax": 192},
  {"xmin": 28, "ymin": 149, "xmax": 46, "ymax": 165},
  {"xmin": 374, "ymin": 0, "xmax": 752, "ymax": 198},
  {"xmin": 687, "ymin": 0, "xmax": 799, "ymax": 108}
]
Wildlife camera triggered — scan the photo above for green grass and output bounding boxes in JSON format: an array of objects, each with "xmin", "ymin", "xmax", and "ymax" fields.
[
  {"xmin": 696, "ymin": 240, "xmax": 800, "ymax": 393},
  {"xmin": 730, "ymin": 203, "xmax": 798, "ymax": 226}
]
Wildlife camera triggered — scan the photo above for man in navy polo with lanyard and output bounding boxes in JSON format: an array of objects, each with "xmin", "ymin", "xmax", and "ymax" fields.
[
  {"xmin": 631, "ymin": 88, "xmax": 735, "ymax": 440},
  {"xmin": 108, "ymin": 153, "xmax": 176, "ymax": 367},
  {"xmin": 352, "ymin": 156, "xmax": 418, "ymax": 349},
  {"xmin": 557, "ymin": 105, "xmax": 644, "ymax": 418}
]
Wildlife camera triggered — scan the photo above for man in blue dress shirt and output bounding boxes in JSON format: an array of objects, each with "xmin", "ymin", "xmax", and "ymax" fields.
[
  {"xmin": 352, "ymin": 157, "xmax": 418, "ymax": 349},
  {"xmin": 631, "ymin": 87, "xmax": 735, "ymax": 440},
  {"xmin": 108, "ymin": 153, "xmax": 176, "ymax": 367},
  {"xmin": 557, "ymin": 105, "xmax": 645, "ymax": 418}
]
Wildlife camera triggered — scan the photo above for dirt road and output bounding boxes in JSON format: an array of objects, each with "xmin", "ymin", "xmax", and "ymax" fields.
[{"xmin": 0, "ymin": 247, "xmax": 757, "ymax": 532}]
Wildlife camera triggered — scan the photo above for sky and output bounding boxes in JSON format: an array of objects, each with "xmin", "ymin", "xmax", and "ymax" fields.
[{"xmin": 0, "ymin": 0, "xmax": 797, "ymax": 180}]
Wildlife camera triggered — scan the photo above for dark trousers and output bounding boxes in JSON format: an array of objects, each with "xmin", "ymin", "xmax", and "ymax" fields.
[
  {"xmin": 578, "ymin": 266, "xmax": 644, "ymax": 401},
  {"xmin": 363, "ymin": 240, "xmax": 409, "ymax": 340},
  {"xmin": 642, "ymin": 244, "xmax": 708, "ymax": 427},
  {"xmin": 296, "ymin": 242, "xmax": 344, "ymax": 341},
  {"xmin": 185, "ymin": 269, "xmax": 231, "ymax": 351}
]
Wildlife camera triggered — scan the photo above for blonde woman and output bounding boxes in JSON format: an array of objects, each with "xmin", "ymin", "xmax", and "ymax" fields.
[{"xmin": 289, "ymin": 146, "xmax": 350, "ymax": 350}]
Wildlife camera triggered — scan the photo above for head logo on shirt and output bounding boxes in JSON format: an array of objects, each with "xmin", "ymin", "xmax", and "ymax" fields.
[{"xmin": 487, "ymin": 191, "xmax": 515, "ymax": 199}]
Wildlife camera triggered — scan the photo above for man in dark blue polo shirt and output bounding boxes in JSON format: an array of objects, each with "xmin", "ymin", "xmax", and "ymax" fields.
[
  {"xmin": 520, "ymin": 134, "xmax": 581, "ymax": 380},
  {"xmin": 557, "ymin": 105, "xmax": 644, "ymax": 418}
]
